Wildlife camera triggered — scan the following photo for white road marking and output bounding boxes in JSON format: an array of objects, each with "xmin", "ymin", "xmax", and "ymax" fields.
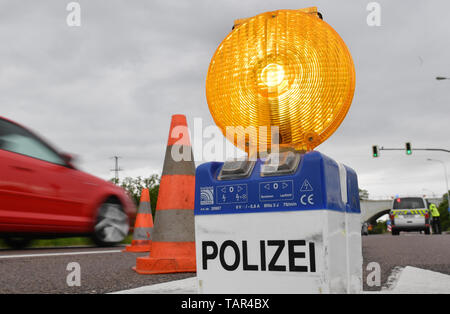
[
  {"xmin": 111, "ymin": 277, "xmax": 198, "ymax": 294},
  {"xmin": 382, "ymin": 266, "xmax": 450, "ymax": 294},
  {"xmin": 0, "ymin": 249, "xmax": 122, "ymax": 259},
  {"xmin": 114, "ymin": 267, "xmax": 450, "ymax": 294}
]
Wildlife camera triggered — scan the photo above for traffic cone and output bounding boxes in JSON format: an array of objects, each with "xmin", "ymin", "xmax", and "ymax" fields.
[
  {"xmin": 133, "ymin": 114, "xmax": 196, "ymax": 274},
  {"xmin": 123, "ymin": 188, "xmax": 153, "ymax": 252}
]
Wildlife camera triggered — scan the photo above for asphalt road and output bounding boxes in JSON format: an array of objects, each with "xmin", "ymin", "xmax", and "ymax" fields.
[
  {"xmin": 362, "ymin": 233, "xmax": 450, "ymax": 291},
  {"xmin": 0, "ymin": 233, "xmax": 448, "ymax": 293},
  {"xmin": 0, "ymin": 246, "xmax": 195, "ymax": 294}
]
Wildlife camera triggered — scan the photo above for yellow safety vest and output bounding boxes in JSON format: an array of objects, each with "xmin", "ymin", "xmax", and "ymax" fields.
[{"xmin": 430, "ymin": 205, "xmax": 440, "ymax": 217}]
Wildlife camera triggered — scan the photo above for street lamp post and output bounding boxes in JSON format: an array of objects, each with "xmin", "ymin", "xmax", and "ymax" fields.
[
  {"xmin": 427, "ymin": 158, "xmax": 450, "ymax": 213},
  {"xmin": 435, "ymin": 76, "xmax": 450, "ymax": 211}
]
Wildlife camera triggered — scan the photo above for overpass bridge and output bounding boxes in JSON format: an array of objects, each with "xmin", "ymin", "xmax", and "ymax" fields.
[{"xmin": 360, "ymin": 197, "xmax": 443, "ymax": 224}]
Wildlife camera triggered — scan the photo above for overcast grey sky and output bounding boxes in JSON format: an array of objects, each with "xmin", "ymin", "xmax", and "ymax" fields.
[{"xmin": 1, "ymin": 0, "xmax": 449, "ymax": 199}]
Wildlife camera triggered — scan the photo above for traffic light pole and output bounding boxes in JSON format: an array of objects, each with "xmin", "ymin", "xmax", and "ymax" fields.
[
  {"xmin": 377, "ymin": 146, "xmax": 450, "ymax": 213},
  {"xmin": 379, "ymin": 147, "xmax": 450, "ymax": 153}
]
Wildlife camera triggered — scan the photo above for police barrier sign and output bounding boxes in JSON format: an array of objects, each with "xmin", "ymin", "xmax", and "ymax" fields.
[
  {"xmin": 194, "ymin": 151, "xmax": 362, "ymax": 294},
  {"xmin": 202, "ymin": 239, "xmax": 316, "ymax": 273}
]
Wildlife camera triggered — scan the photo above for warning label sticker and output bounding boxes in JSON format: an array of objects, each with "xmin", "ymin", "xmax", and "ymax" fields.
[
  {"xmin": 300, "ymin": 179, "xmax": 314, "ymax": 192},
  {"xmin": 216, "ymin": 184, "xmax": 248, "ymax": 204},
  {"xmin": 259, "ymin": 180, "xmax": 294, "ymax": 202}
]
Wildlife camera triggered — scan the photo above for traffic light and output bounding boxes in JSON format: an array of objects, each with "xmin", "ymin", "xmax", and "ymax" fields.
[
  {"xmin": 372, "ymin": 145, "xmax": 379, "ymax": 158},
  {"xmin": 405, "ymin": 142, "xmax": 412, "ymax": 155}
]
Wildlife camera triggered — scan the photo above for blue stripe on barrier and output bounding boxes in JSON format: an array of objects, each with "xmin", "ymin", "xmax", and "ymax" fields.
[{"xmin": 194, "ymin": 151, "xmax": 361, "ymax": 215}]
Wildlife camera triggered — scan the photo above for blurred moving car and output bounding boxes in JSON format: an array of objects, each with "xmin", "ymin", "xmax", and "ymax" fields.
[
  {"xmin": 0, "ymin": 116, "xmax": 135, "ymax": 248},
  {"xmin": 389, "ymin": 196, "xmax": 431, "ymax": 236}
]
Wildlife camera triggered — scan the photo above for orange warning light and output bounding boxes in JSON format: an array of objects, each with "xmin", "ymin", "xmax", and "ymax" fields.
[{"xmin": 206, "ymin": 8, "xmax": 355, "ymax": 152}]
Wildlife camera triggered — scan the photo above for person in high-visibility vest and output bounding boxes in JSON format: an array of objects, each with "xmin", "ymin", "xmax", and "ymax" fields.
[{"xmin": 429, "ymin": 203, "xmax": 441, "ymax": 234}]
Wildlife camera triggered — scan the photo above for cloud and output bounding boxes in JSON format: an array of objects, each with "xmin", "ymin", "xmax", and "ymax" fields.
[{"xmin": 1, "ymin": 0, "xmax": 449, "ymax": 199}]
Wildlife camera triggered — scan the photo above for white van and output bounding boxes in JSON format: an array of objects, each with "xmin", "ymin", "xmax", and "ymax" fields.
[{"xmin": 389, "ymin": 197, "xmax": 431, "ymax": 235}]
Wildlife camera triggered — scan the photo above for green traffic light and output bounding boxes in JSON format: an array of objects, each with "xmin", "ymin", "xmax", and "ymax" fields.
[
  {"xmin": 405, "ymin": 142, "xmax": 412, "ymax": 155},
  {"xmin": 372, "ymin": 145, "xmax": 379, "ymax": 158}
]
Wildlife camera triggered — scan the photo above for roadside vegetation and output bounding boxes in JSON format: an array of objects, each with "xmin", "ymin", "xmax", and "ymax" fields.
[
  {"xmin": 111, "ymin": 174, "xmax": 160, "ymax": 217},
  {"xmin": 368, "ymin": 221, "xmax": 388, "ymax": 235},
  {"xmin": 437, "ymin": 194, "xmax": 450, "ymax": 231}
]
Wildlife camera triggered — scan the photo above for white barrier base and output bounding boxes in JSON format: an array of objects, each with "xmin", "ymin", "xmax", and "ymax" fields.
[{"xmin": 195, "ymin": 209, "xmax": 362, "ymax": 294}]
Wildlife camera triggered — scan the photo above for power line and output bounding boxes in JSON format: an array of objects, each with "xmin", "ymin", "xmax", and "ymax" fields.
[{"xmin": 110, "ymin": 156, "xmax": 123, "ymax": 183}]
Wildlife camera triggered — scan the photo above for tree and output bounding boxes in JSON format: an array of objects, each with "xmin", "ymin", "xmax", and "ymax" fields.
[
  {"xmin": 110, "ymin": 175, "xmax": 160, "ymax": 217},
  {"xmin": 369, "ymin": 220, "xmax": 387, "ymax": 235},
  {"xmin": 437, "ymin": 193, "xmax": 450, "ymax": 232}
]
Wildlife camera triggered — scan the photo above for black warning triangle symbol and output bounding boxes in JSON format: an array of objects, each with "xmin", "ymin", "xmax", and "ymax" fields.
[{"xmin": 300, "ymin": 179, "xmax": 314, "ymax": 192}]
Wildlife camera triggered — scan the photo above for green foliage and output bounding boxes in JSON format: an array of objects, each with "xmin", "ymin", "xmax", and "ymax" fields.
[
  {"xmin": 437, "ymin": 193, "xmax": 450, "ymax": 231},
  {"xmin": 369, "ymin": 220, "xmax": 387, "ymax": 234},
  {"xmin": 110, "ymin": 175, "xmax": 160, "ymax": 217}
]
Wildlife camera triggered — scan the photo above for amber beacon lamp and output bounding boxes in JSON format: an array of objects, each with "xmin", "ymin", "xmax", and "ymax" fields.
[
  {"xmin": 195, "ymin": 8, "xmax": 362, "ymax": 294},
  {"xmin": 206, "ymin": 7, "xmax": 355, "ymax": 152}
]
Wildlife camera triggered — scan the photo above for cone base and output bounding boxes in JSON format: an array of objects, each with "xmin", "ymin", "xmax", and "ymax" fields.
[
  {"xmin": 133, "ymin": 241, "xmax": 196, "ymax": 274},
  {"xmin": 122, "ymin": 240, "xmax": 152, "ymax": 253},
  {"xmin": 123, "ymin": 245, "xmax": 151, "ymax": 253},
  {"xmin": 133, "ymin": 256, "xmax": 196, "ymax": 274}
]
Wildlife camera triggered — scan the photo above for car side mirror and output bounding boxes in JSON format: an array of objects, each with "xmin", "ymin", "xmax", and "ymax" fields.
[{"xmin": 60, "ymin": 153, "xmax": 75, "ymax": 167}]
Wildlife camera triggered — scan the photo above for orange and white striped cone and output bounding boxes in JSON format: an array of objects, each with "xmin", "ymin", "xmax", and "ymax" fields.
[
  {"xmin": 123, "ymin": 188, "xmax": 153, "ymax": 252},
  {"xmin": 133, "ymin": 114, "xmax": 196, "ymax": 274}
]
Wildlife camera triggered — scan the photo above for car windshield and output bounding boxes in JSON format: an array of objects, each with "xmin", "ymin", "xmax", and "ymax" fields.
[{"xmin": 393, "ymin": 197, "xmax": 425, "ymax": 209}]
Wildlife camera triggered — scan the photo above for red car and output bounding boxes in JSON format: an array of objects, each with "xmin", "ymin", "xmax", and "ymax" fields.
[{"xmin": 0, "ymin": 116, "xmax": 135, "ymax": 248}]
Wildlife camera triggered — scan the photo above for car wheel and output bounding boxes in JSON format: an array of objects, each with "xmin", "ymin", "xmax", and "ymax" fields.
[
  {"xmin": 3, "ymin": 237, "xmax": 32, "ymax": 249},
  {"xmin": 92, "ymin": 202, "xmax": 129, "ymax": 246}
]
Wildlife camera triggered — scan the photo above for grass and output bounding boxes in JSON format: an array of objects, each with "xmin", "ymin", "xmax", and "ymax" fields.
[{"xmin": 0, "ymin": 234, "xmax": 133, "ymax": 249}]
